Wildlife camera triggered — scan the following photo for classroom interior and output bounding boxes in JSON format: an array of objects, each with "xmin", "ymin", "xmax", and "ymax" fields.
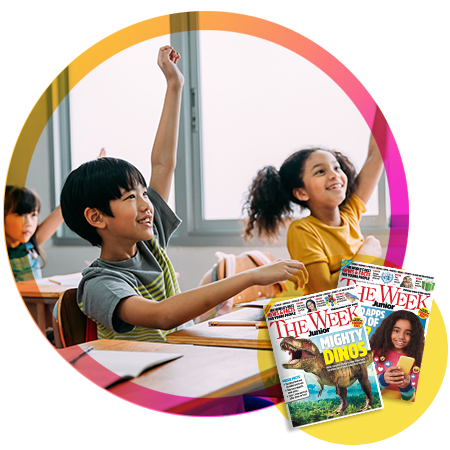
[
  {"xmin": 25, "ymin": 29, "xmax": 389, "ymax": 292},
  {"xmin": 10, "ymin": 19, "xmax": 395, "ymax": 416}
]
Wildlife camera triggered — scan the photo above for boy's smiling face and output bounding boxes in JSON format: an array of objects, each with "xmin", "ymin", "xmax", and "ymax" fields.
[{"xmin": 103, "ymin": 183, "xmax": 155, "ymax": 246}]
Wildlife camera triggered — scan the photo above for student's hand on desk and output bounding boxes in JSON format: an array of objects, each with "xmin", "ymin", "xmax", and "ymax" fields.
[
  {"xmin": 357, "ymin": 235, "xmax": 382, "ymax": 258},
  {"xmin": 250, "ymin": 259, "xmax": 305, "ymax": 286},
  {"xmin": 158, "ymin": 45, "xmax": 184, "ymax": 87}
]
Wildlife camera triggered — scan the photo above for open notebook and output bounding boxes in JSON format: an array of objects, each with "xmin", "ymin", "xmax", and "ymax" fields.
[{"xmin": 58, "ymin": 348, "xmax": 182, "ymax": 389}]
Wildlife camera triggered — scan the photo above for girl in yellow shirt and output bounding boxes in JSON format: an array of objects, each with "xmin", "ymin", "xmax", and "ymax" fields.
[{"xmin": 243, "ymin": 115, "xmax": 384, "ymax": 295}]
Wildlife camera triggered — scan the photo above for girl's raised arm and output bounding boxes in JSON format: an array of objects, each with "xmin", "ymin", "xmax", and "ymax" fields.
[
  {"xmin": 354, "ymin": 134, "xmax": 384, "ymax": 204},
  {"xmin": 355, "ymin": 107, "xmax": 385, "ymax": 204},
  {"xmin": 35, "ymin": 205, "xmax": 63, "ymax": 246}
]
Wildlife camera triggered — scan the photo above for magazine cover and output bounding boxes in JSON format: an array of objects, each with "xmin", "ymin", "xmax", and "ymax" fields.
[
  {"xmin": 337, "ymin": 260, "xmax": 434, "ymax": 402},
  {"xmin": 266, "ymin": 286, "xmax": 383, "ymax": 428}
]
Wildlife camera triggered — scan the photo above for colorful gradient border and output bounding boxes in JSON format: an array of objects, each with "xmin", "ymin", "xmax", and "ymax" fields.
[{"xmin": 3, "ymin": 11, "xmax": 409, "ymax": 417}]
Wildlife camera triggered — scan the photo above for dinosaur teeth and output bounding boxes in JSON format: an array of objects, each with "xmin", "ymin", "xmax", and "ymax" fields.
[
  {"xmin": 281, "ymin": 343, "xmax": 297, "ymax": 352},
  {"xmin": 281, "ymin": 341, "xmax": 313, "ymax": 357}
]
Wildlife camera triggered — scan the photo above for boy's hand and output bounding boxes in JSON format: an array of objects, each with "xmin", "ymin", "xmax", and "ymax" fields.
[
  {"xmin": 357, "ymin": 235, "xmax": 382, "ymax": 258},
  {"xmin": 250, "ymin": 259, "xmax": 305, "ymax": 286},
  {"xmin": 384, "ymin": 366, "xmax": 408, "ymax": 386},
  {"xmin": 157, "ymin": 45, "xmax": 184, "ymax": 87}
]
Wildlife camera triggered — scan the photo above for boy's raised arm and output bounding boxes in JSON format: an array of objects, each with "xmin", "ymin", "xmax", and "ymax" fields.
[{"xmin": 149, "ymin": 46, "xmax": 184, "ymax": 202}]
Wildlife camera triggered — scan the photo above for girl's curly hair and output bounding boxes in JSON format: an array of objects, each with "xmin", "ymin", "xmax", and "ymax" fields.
[
  {"xmin": 369, "ymin": 310, "xmax": 425, "ymax": 367},
  {"xmin": 242, "ymin": 148, "xmax": 358, "ymax": 242}
]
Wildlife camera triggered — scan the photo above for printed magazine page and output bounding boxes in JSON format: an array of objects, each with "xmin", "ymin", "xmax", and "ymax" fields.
[
  {"xmin": 338, "ymin": 260, "xmax": 434, "ymax": 401},
  {"xmin": 338, "ymin": 260, "xmax": 435, "ymax": 298},
  {"xmin": 266, "ymin": 286, "xmax": 383, "ymax": 428}
]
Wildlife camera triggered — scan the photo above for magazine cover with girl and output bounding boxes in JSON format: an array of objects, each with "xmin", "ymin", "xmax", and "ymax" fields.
[
  {"xmin": 266, "ymin": 285, "xmax": 383, "ymax": 428},
  {"xmin": 338, "ymin": 260, "xmax": 434, "ymax": 402}
]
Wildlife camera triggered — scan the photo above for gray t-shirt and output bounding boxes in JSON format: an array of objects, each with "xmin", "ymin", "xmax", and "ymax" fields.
[{"xmin": 77, "ymin": 187, "xmax": 192, "ymax": 342}]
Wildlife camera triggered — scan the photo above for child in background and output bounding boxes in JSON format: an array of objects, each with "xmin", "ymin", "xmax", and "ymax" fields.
[
  {"xmin": 4, "ymin": 186, "xmax": 63, "ymax": 281},
  {"xmin": 369, "ymin": 310, "xmax": 425, "ymax": 401},
  {"xmin": 59, "ymin": 46, "xmax": 305, "ymax": 343},
  {"xmin": 243, "ymin": 117, "xmax": 384, "ymax": 295}
]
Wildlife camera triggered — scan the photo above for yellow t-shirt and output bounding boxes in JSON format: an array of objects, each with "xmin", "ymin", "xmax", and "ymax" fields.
[{"xmin": 286, "ymin": 194, "xmax": 366, "ymax": 295}]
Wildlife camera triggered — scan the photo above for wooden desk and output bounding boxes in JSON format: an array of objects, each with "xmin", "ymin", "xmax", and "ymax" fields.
[
  {"xmin": 77, "ymin": 339, "xmax": 278, "ymax": 415},
  {"xmin": 166, "ymin": 307, "xmax": 272, "ymax": 349},
  {"xmin": 17, "ymin": 273, "xmax": 81, "ymax": 332}
]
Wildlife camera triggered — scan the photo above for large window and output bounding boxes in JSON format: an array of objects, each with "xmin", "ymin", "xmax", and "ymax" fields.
[
  {"xmin": 171, "ymin": 26, "xmax": 388, "ymax": 246},
  {"xmin": 52, "ymin": 17, "xmax": 388, "ymax": 246}
]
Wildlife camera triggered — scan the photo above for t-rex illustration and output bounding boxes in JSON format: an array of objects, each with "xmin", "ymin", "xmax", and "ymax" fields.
[{"xmin": 281, "ymin": 337, "xmax": 374, "ymax": 417}]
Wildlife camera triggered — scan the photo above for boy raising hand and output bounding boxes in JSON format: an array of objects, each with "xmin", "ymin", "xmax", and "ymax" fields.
[
  {"xmin": 60, "ymin": 47, "xmax": 305, "ymax": 342},
  {"xmin": 150, "ymin": 45, "xmax": 183, "ymax": 203}
]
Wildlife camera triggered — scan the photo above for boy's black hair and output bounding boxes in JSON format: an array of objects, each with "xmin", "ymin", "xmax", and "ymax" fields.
[
  {"xmin": 4, "ymin": 186, "xmax": 45, "ymax": 263},
  {"xmin": 60, "ymin": 157, "xmax": 147, "ymax": 247}
]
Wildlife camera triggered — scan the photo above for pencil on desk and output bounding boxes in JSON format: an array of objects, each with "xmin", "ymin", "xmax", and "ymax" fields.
[
  {"xmin": 208, "ymin": 321, "xmax": 267, "ymax": 329},
  {"xmin": 49, "ymin": 279, "xmax": 61, "ymax": 285},
  {"xmin": 69, "ymin": 346, "xmax": 94, "ymax": 364}
]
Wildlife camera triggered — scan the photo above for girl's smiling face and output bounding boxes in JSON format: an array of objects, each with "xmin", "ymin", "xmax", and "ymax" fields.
[
  {"xmin": 391, "ymin": 319, "xmax": 412, "ymax": 353},
  {"xmin": 306, "ymin": 300, "xmax": 316, "ymax": 311},
  {"xmin": 4, "ymin": 210, "xmax": 39, "ymax": 248},
  {"xmin": 293, "ymin": 150, "xmax": 348, "ymax": 210}
]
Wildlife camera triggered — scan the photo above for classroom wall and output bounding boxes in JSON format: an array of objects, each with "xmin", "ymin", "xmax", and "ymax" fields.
[{"xmin": 26, "ymin": 120, "xmax": 388, "ymax": 292}]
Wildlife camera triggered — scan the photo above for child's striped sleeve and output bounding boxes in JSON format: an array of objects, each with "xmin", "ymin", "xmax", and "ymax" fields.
[
  {"xmin": 378, "ymin": 371, "xmax": 389, "ymax": 390},
  {"xmin": 399, "ymin": 383, "xmax": 415, "ymax": 401}
]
